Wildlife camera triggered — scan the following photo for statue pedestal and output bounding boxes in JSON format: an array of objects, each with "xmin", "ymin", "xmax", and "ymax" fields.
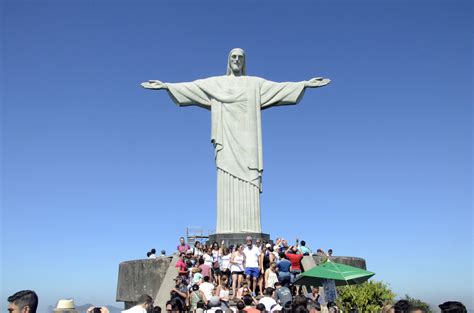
[{"xmin": 208, "ymin": 232, "xmax": 271, "ymax": 246}]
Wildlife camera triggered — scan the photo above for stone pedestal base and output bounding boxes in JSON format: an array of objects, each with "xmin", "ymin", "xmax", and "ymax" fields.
[{"xmin": 208, "ymin": 232, "xmax": 271, "ymax": 246}]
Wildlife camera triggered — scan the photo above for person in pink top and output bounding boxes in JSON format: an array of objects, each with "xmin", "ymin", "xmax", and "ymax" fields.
[
  {"xmin": 198, "ymin": 257, "xmax": 213, "ymax": 282},
  {"xmin": 175, "ymin": 253, "xmax": 188, "ymax": 279},
  {"xmin": 177, "ymin": 237, "xmax": 190, "ymax": 254}
]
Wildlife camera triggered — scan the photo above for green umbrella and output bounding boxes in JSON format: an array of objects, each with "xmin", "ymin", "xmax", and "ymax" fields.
[{"xmin": 293, "ymin": 261, "xmax": 375, "ymax": 287}]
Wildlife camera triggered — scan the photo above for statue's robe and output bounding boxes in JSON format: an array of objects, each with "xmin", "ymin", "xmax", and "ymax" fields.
[{"xmin": 167, "ymin": 75, "xmax": 306, "ymax": 233}]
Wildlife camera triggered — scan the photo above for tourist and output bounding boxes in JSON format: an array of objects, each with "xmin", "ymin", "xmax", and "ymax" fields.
[
  {"xmin": 381, "ymin": 304, "xmax": 395, "ymax": 313},
  {"xmin": 170, "ymin": 277, "xmax": 188, "ymax": 311},
  {"xmin": 188, "ymin": 284, "xmax": 205, "ymax": 311},
  {"xmin": 236, "ymin": 300, "xmax": 246, "ymax": 313},
  {"xmin": 243, "ymin": 236, "xmax": 261, "ymax": 296},
  {"xmin": 198, "ymin": 257, "xmax": 213, "ymax": 281},
  {"xmin": 159, "ymin": 250, "xmax": 166, "ymax": 257},
  {"xmin": 86, "ymin": 307, "xmax": 110, "ymax": 313},
  {"xmin": 121, "ymin": 294, "xmax": 153, "ymax": 313},
  {"xmin": 220, "ymin": 247, "xmax": 232, "ymax": 283},
  {"xmin": 259, "ymin": 243, "xmax": 275, "ymax": 291},
  {"xmin": 149, "ymin": 248, "xmax": 157, "ymax": 259},
  {"xmin": 327, "ymin": 301, "xmax": 340, "ymax": 313},
  {"xmin": 53, "ymin": 299, "xmax": 78, "ymax": 313},
  {"xmin": 206, "ymin": 296, "xmax": 222, "ymax": 313},
  {"xmin": 307, "ymin": 299, "xmax": 321, "ymax": 313},
  {"xmin": 255, "ymin": 303, "xmax": 266, "ymax": 312},
  {"xmin": 276, "ymin": 252, "xmax": 291, "ymax": 287},
  {"xmin": 177, "ymin": 237, "xmax": 190, "ymax": 254},
  {"xmin": 264, "ymin": 262, "xmax": 279, "ymax": 289},
  {"xmin": 191, "ymin": 267, "xmax": 203, "ymax": 285},
  {"xmin": 199, "ymin": 276, "xmax": 215, "ymax": 304},
  {"xmin": 192, "ymin": 241, "xmax": 204, "ymax": 258},
  {"xmin": 285, "ymin": 246, "xmax": 303, "ymax": 284},
  {"xmin": 394, "ymin": 299, "xmax": 410, "ymax": 313},
  {"xmin": 215, "ymin": 275, "xmax": 230, "ymax": 310},
  {"xmin": 242, "ymin": 295, "xmax": 259, "ymax": 313},
  {"xmin": 165, "ymin": 299, "xmax": 182, "ymax": 313},
  {"xmin": 230, "ymin": 244, "xmax": 245, "ymax": 298},
  {"xmin": 7, "ymin": 290, "xmax": 38, "ymax": 313},
  {"xmin": 327, "ymin": 249, "xmax": 333, "ymax": 257},
  {"xmin": 306, "ymin": 287, "xmax": 322, "ymax": 305},
  {"xmin": 298, "ymin": 240, "xmax": 312, "ymax": 256},
  {"xmin": 203, "ymin": 247, "xmax": 214, "ymax": 268},
  {"xmin": 235, "ymin": 283, "xmax": 249, "ymax": 300},
  {"xmin": 258, "ymin": 287, "xmax": 277, "ymax": 311},
  {"xmin": 211, "ymin": 241, "xmax": 222, "ymax": 285},
  {"xmin": 273, "ymin": 282, "xmax": 292, "ymax": 307},
  {"xmin": 439, "ymin": 301, "xmax": 467, "ymax": 313},
  {"xmin": 175, "ymin": 253, "xmax": 188, "ymax": 279},
  {"xmin": 152, "ymin": 306, "xmax": 161, "ymax": 313}
]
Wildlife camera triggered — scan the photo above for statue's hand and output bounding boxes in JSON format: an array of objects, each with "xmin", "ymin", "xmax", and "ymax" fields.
[
  {"xmin": 305, "ymin": 77, "xmax": 331, "ymax": 88},
  {"xmin": 141, "ymin": 80, "xmax": 168, "ymax": 90}
]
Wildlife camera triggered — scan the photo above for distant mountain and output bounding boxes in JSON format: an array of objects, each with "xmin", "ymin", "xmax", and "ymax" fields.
[{"xmin": 46, "ymin": 303, "xmax": 123, "ymax": 313}]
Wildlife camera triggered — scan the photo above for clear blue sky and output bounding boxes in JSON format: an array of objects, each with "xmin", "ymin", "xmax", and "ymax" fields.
[{"xmin": 1, "ymin": 0, "xmax": 472, "ymax": 311}]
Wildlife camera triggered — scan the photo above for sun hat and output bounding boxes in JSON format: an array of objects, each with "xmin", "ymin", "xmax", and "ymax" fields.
[{"xmin": 53, "ymin": 299, "xmax": 78, "ymax": 313}]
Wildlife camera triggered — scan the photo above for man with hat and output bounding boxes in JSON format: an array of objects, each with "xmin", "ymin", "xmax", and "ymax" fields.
[{"xmin": 243, "ymin": 236, "xmax": 261, "ymax": 296}]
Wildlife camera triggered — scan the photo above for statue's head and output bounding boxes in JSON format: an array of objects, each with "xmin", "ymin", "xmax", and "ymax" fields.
[{"xmin": 226, "ymin": 48, "xmax": 246, "ymax": 76}]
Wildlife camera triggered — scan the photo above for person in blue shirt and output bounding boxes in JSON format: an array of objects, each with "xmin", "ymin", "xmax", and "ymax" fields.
[
  {"xmin": 298, "ymin": 240, "xmax": 312, "ymax": 256},
  {"xmin": 276, "ymin": 252, "xmax": 291, "ymax": 287}
]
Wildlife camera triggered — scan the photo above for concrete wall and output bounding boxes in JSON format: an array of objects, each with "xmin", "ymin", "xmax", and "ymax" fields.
[
  {"xmin": 116, "ymin": 255, "xmax": 367, "ymax": 309},
  {"xmin": 116, "ymin": 257, "xmax": 171, "ymax": 308}
]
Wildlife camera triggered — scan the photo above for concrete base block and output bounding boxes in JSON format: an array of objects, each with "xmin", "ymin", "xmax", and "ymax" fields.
[{"xmin": 208, "ymin": 232, "xmax": 271, "ymax": 246}]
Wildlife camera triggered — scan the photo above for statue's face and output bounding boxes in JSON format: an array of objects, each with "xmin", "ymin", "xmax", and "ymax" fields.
[{"xmin": 229, "ymin": 50, "xmax": 244, "ymax": 74}]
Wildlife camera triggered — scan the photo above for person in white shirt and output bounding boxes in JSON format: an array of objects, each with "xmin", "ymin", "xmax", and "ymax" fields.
[
  {"xmin": 242, "ymin": 236, "xmax": 261, "ymax": 296},
  {"xmin": 121, "ymin": 294, "xmax": 153, "ymax": 313},
  {"xmin": 198, "ymin": 276, "xmax": 215, "ymax": 304},
  {"xmin": 258, "ymin": 287, "xmax": 277, "ymax": 312}
]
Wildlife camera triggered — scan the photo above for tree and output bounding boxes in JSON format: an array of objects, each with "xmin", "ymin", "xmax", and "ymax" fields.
[{"xmin": 336, "ymin": 281, "xmax": 395, "ymax": 312}]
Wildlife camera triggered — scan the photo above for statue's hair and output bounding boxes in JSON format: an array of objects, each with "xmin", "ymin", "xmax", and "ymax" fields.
[{"xmin": 226, "ymin": 48, "xmax": 246, "ymax": 76}]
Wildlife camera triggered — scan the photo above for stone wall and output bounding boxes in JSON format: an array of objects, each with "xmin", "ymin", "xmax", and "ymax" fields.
[
  {"xmin": 116, "ymin": 257, "xmax": 171, "ymax": 308},
  {"xmin": 116, "ymin": 255, "xmax": 367, "ymax": 308}
]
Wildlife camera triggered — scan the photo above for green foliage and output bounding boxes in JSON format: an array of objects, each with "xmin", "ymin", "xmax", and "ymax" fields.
[
  {"xmin": 335, "ymin": 281, "xmax": 395, "ymax": 312},
  {"xmin": 403, "ymin": 294, "xmax": 433, "ymax": 313}
]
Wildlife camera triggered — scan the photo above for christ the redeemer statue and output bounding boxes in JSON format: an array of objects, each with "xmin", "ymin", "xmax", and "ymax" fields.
[{"xmin": 141, "ymin": 48, "xmax": 330, "ymax": 235}]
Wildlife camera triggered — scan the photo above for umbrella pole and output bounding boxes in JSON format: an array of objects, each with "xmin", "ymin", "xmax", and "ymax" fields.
[{"xmin": 326, "ymin": 261, "xmax": 358, "ymax": 311}]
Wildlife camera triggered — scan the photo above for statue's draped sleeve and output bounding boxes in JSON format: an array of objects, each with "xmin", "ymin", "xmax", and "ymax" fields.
[
  {"xmin": 166, "ymin": 79, "xmax": 213, "ymax": 110},
  {"xmin": 259, "ymin": 80, "xmax": 306, "ymax": 110}
]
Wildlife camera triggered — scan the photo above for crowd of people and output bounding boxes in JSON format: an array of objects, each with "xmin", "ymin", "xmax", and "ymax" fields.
[
  {"xmin": 167, "ymin": 235, "xmax": 333, "ymax": 312},
  {"xmin": 5, "ymin": 236, "xmax": 468, "ymax": 313}
]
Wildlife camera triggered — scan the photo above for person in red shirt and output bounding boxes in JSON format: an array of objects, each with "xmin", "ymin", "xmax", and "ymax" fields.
[
  {"xmin": 177, "ymin": 237, "xmax": 190, "ymax": 254},
  {"xmin": 285, "ymin": 246, "xmax": 303, "ymax": 284},
  {"xmin": 175, "ymin": 253, "xmax": 188, "ymax": 279}
]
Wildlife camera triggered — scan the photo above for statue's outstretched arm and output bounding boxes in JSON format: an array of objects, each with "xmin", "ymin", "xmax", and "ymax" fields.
[
  {"xmin": 305, "ymin": 77, "xmax": 331, "ymax": 88},
  {"xmin": 141, "ymin": 80, "xmax": 168, "ymax": 90}
]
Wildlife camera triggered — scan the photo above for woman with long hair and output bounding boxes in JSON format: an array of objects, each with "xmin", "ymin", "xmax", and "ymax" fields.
[
  {"xmin": 264, "ymin": 262, "xmax": 279, "ymax": 289},
  {"xmin": 214, "ymin": 275, "xmax": 230, "ymax": 309},
  {"xmin": 230, "ymin": 244, "xmax": 245, "ymax": 298}
]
